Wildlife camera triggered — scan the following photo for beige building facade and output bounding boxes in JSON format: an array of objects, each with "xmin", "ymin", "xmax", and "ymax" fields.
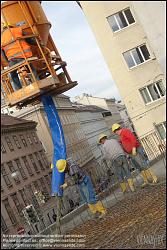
[{"xmin": 79, "ymin": 1, "xmax": 166, "ymax": 158}]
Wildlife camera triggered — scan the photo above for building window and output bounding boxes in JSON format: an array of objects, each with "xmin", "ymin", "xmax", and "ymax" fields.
[
  {"xmin": 27, "ymin": 135, "xmax": 33, "ymax": 145},
  {"xmin": 1, "ymin": 143, "xmax": 6, "ymax": 153},
  {"xmin": 33, "ymin": 180, "xmax": 40, "ymax": 192},
  {"xmin": 13, "ymin": 135, "xmax": 21, "ymax": 149},
  {"xmin": 39, "ymin": 178, "xmax": 50, "ymax": 201},
  {"xmin": 44, "ymin": 175, "xmax": 51, "ymax": 188},
  {"xmin": 107, "ymin": 8, "xmax": 135, "ymax": 33},
  {"xmin": 7, "ymin": 161, "xmax": 20, "ymax": 184},
  {"xmin": 20, "ymin": 135, "xmax": 27, "ymax": 147},
  {"xmin": 1, "ymin": 215, "xmax": 8, "ymax": 232},
  {"xmin": 140, "ymin": 80, "xmax": 165, "ymax": 104},
  {"xmin": 123, "ymin": 44, "xmax": 150, "ymax": 68},
  {"xmin": 32, "ymin": 132, "xmax": 38, "ymax": 143},
  {"xmin": 3, "ymin": 199, "xmax": 17, "ymax": 225},
  {"xmin": 15, "ymin": 159, "xmax": 27, "ymax": 179},
  {"xmin": 102, "ymin": 111, "xmax": 112, "ymax": 117},
  {"xmin": 22, "ymin": 156, "xmax": 33, "ymax": 176},
  {"xmin": 34, "ymin": 152, "xmax": 45, "ymax": 170},
  {"xmin": 39, "ymin": 150, "xmax": 49, "ymax": 168},
  {"xmin": 11, "ymin": 193, "xmax": 23, "ymax": 216},
  {"xmin": 29, "ymin": 154, "xmax": 39, "ymax": 173},
  {"xmin": 156, "ymin": 122, "xmax": 166, "ymax": 141},
  {"xmin": 5, "ymin": 136, "xmax": 14, "ymax": 151},
  {"xmin": 1, "ymin": 164, "xmax": 12, "ymax": 187},
  {"xmin": 19, "ymin": 189, "xmax": 28, "ymax": 206}
]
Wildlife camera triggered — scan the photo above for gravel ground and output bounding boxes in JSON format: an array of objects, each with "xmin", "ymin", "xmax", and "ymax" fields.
[{"xmin": 67, "ymin": 183, "xmax": 166, "ymax": 249}]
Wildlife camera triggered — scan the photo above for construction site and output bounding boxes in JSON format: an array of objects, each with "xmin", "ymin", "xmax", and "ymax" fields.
[{"xmin": 1, "ymin": 1, "xmax": 166, "ymax": 249}]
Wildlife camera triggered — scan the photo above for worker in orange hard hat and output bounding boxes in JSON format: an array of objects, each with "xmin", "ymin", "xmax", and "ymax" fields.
[
  {"xmin": 1, "ymin": 22, "xmax": 39, "ymax": 90},
  {"xmin": 112, "ymin": 124, "xmax": 158, "ymax": 187}
]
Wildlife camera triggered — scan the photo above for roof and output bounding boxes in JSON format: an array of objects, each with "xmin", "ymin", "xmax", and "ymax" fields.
[
  {"xmin": 1, "ymin": 114, "xmax": 37, "ymax": 127},
  {"xmin": 72, "ymin": 103, "xmax": 108, "ymax": 112}
]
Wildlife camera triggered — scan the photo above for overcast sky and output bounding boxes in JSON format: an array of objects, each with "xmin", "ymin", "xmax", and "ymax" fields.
[{"xmin": 41, "ymin": 1, "xmax": 122, "ymax": 101}]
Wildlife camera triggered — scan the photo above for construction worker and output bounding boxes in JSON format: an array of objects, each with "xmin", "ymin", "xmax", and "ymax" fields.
[
  {"xmin": 1, "ymin": 22, "xmax": 38, "ymax": 91},
  {"xmin": 56, "ymin": 158, "xmax": 106, "ymax": 219},
  {"xmin": 111, "ymin": 124, "xmax": 158, "ymax": 186},
  {"xmin": 99, "ymin": 134, "xmax": 135, "ymax": 193}
]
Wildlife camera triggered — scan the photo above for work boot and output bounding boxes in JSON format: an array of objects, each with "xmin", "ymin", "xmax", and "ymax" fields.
[
  {"xmin": 95, "ymin": 201, "xmax": 106, "ymax": 215},
  {"xmin": 140, "ymin": 170, "xmax": 149, "ymax": 187},
  {"xmin": 88, "ymin": 203, "xmax": 97, "ymax": 214},
  {"xmin": 127, "ymin": 178, "xmax": 135, "ymax": 192},
  {"xmin": 120, "ymin": 182, "xmax": 127, "ymax": 193},
  {"xmin": 92, "ymin": 212, "xmax": 101, "ymax": 219},
  {"xmin": 98, "ymin": 213, "xmax": 106, "ymax": 219},
  {"xmin": 145, "ymin": 169, "xmax": 158, "ymax": 184}
]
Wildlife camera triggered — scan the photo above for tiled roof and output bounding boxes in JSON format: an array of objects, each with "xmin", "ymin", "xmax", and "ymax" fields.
[{"xmin": 1, "ymin": 113, "xmax": 36, "ymax": 127}]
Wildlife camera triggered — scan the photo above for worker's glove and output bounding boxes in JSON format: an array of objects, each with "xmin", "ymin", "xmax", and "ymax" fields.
[
  {"xmin": 132, "ymin": 147, "xmax": 137, "ymax": 156},
  {"xmin": 60, "ymin": 182, "xmax": 68, "ymax": 189}
]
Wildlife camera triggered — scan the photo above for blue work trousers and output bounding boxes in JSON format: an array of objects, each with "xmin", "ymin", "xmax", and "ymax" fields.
[
  {"xmin": 130, "ymin": 147, "xmax": 149, "ymax": 171},
  {"xmin": 112, "ymin": 155, "xmax": 132, "ymax": 182},
  {"xmin": 78, "ymin": 175, "xmax": 98, "ymax": 205}
]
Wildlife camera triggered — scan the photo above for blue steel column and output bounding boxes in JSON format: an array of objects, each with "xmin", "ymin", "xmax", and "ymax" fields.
[{"xmin": 41, "ymin": 95, "xmax": 66, "ymax": 197}]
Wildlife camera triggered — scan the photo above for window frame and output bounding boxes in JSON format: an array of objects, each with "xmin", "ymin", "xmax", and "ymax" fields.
[
  {"xmin": 1, "ymin": 215, "xmax": 8, "ymax": 232},
  {"xmin": 7, "ymin": 161, "xmax": 20, "ymax": 184},
  {"xmin": 19, "ymin": 134, "xmax": 27, "ymax": 147},
  {"xmin": 13, "ymin": 135, "xmax": 21, "ymax": 149},
  {"xmin": 27, "ymin": 134, "xmax": 33, "ymax": 145},
  {"xmin": 107, "ymin": 7, "xmax": 136, "ymax": 33},
  {"xmin": 1, "ymin": 164, "xmax": 12, "ymax": 187},
  {"xmin": 139, "ymin": 80, "xmax": 165, "ymax": 105},
  {"xmin": 29, "ymin": 154, "xmax": 40, "ymax": 173},
  {"xmin": 22, "ymin": 156, "xmax": 33, "ymax": 176},
  {"xmin": 3, "ymin": 199, "xmax": 17, "ymax": 225},
  {"xmin": 123, "ymin": 44, "xmax": 152, "ymax": 69},
  {"xmin": 1, "ymin": 142, "xmax": 6, "ymax": 153},
  {"xmin": 156, "ymin": 122, "xmax": 166, "ymax": 141},
  {"xmin": 32, "ymin": 132, "xmax": 38, "ymax": 144},
  {"xmin": 10, "ymin": 193, "xmax": 23, "ymax": 216},
  {"xmin": 34, "ymin": 152, "xmax": 45, "ymax": 171},
  {"xmin": 5, "ymin": 136, "xmax": 14, "ymax": 152},
  {"xmin": 15, "ymin": 158, "xmax": 27, "ymax": 179}
]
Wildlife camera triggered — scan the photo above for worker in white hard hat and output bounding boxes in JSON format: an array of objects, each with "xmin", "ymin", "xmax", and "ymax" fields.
[
  {"xmin": 98, "ymin": 133, "xmax": 135, "ymax": 193},
  {"xmin": 111, "ymin": 124, "xmax": 158, "ymax": 186},
  {"xmin": 56, "ymin": 158, "xmax": 106, "ymax": 219}
]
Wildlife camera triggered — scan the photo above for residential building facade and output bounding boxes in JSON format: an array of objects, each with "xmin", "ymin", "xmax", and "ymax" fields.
[
  {"xmin": 74, "ymin": 103, "xmax": 114, "ymax": 176},
  {"xmin": 79, "ymin": 1, "xmax": 166, "ymax": 159},
  {"xmin": 75, "ymin": 93, "xmax": 123, "ymax": 130}
]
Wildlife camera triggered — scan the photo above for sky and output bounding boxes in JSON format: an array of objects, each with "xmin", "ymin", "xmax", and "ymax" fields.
[{"xmin": 42, "ymin": 1, "xmax": 122, "ymax": 101}]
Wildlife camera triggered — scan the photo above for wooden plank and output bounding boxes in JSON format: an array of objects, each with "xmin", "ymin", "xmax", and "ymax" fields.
[{"xmin": 7, "ymin": 81, "xmax": 78, "ymax": 108}]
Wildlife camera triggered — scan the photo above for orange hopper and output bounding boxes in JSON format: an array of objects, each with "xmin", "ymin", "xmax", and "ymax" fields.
[{"xmin": 1, "ymin": 1, "xmax": 77, "ymax": 108}]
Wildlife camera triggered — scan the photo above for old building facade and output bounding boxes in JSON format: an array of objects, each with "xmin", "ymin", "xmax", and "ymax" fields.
[{"xmin": 1, "ymin": 114, "xmax": 79, "ymax": 236}]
